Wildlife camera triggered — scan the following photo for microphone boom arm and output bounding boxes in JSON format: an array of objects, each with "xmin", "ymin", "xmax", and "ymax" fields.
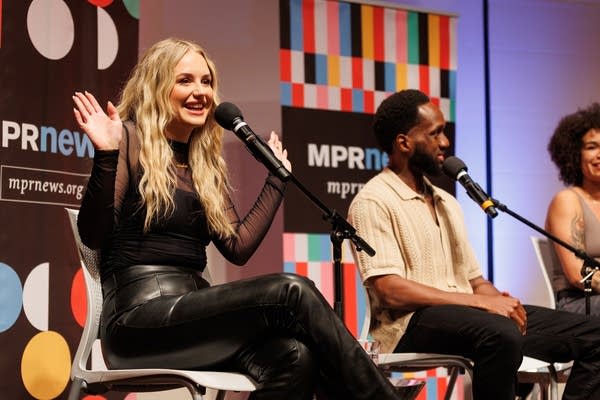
[
  {"xmin": 492, "ymin": 198, "xmax": 600, "ymax": 315},
  {"xmin": 287, "ymin": 173, "xmax": 375, "ymax": 319}
]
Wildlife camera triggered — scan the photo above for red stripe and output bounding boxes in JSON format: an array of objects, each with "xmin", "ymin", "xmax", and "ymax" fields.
[
  {"xmin": 352, "ymin": 57, "xmax": 363, "ymax": 88},
  {"xmin": 419, "ymin": 65, "xmax": 430, "ymax": 95},
  {"xmin": 437, "ymin": 377, "xmax": 448, "ymax": 400},
  {"xmin": 292, "ymin": 83, "xmax": 304, "ymax": 107},
  {"xmin": 342, "ymin": 263, "xmax": 358, "ymax": 337},
  {"xmin": 303, "ymin": 0, "xmax": 315, "ymax": 53},
  {"xmin": 280, "ymin": 49, "xmax": 291, "ymax": 82},
  {"xmin": 440, "ymin": 16, "xmax": 450, "ymax": 70},
  {"xmin": 296, "ymin": 262, "xmax": 308, "ymax": 278},
  {"xmin": 373, "ymin": 7, "xmax": 384, "ymax": 61},
  {"xmin": 341, "ymin": 88, "xmax": 352, "ymax": 111},
  {"xmin": 364, "ymin": 90, "xmax": 374, "ymax": 114}
]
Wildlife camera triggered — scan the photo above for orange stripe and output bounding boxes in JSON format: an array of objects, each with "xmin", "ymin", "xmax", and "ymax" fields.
[
  {"xmin": 428, "ymin": 14, "xmax": 440, "ymax": 68},
  {"xmin": 361, "ymin": 5, "xmax": 374, "ymax": 59}
]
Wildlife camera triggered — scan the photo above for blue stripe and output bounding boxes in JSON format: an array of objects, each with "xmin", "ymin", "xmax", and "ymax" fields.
[
  {"xmin": 284, "ymin": 261, "xmax": 296, "ymax": 274},
  {"xmin": 339, "ymin": 2, "xmax": 352, "ymax": 56},
  {"xmin": 352, "ymin": 89, "xmax": 364, "ymax": 112},
  {"xmin": 449, "ymin": 70, "xmax": 457, "ymax": 98},
  {"xmin": 280, "ymin": 83, "xmax": 292, "ymax": 106},
  {"xmin": 290, "ymin": 0, "xmax": 303, "ymax": 51},
  {"xmin": 355, "ymin": 270, "xmax": 366, "ymax": 337},
  {"xmin": 315, "ymin": 54, "xmax": 328, "ymax": 84},
  {"xmin": 385, "ymin": 62, "xmax": 396, "ymax": 92}
]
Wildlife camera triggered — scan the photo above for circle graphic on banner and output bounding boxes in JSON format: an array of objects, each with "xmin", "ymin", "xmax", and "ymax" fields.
[
  {"xmin": 27, "ymin": 0, "xmax": 74, "ymax": 60},
  {"xmin": 21, "ymin": 331, "xmax": 71, "ymax": 399},
  {"xmin": 87, "ymin": 0, "xmax": 114, "ymax": 6},
  {"xmin": 97, "ymin": 6, "xmax": 119, "ymax": 70},
  {"xmin": 0, "ymin": 263, "xmax": 23, "ymax": 332},
  {"xmin": 23, "ymin": 262, "xmax": 50, "ymax": 332},
  {"xmin": 71, "ymin": 267, "xmax": 87, "ymax": 328},
  {"xmin": 123, "ymin": 0, "xmax": 140, "ymax": 19}
]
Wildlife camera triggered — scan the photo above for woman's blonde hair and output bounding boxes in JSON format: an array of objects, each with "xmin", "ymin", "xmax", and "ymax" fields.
[{"xmin": 117, "ymin": 37, "xmax": 235, "ymax": 238}]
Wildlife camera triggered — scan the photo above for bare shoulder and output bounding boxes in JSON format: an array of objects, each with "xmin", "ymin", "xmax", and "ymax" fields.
[
  {"xmin": 550, "ymin": 188, "xmax": 580, "ymax": 209},
  {"xmin": 547, "ymin": 188, "xmax": 582, "ymax": 225}
]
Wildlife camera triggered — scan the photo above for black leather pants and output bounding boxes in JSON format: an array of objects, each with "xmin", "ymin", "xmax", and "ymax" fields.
[{"xmin": 101, "ymin": 266, "xmax": 404, "ymax": 400}]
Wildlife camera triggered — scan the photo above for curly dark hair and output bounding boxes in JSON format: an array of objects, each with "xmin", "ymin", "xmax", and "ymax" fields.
[
  {"xmin": 548, "ymin": 103, "xmax": 600, "ymax": 186},
  {"xmin": 373, "ymin": 89, "xmax": 430, "ymax": 154}
]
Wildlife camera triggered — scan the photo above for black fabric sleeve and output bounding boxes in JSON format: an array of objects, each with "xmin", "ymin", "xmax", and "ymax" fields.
[
  {"xmin": 77, "ymin": 123, "xmax": 132, "ymax": 249},
  {"xmin": 213, "ymin": 174, "xmax": 287, "ymax": 265}
]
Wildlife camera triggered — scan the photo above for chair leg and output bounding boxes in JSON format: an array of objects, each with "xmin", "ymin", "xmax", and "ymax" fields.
[
  {"xmin": 67, "ymin": 378, "xmax": 83, "ymax": 400},
  {"xmin": 444, "ymin": 366, "xmax": 459, "ymax": 400},
  {"xmin": 539, "ymin": 383, "xmax": 549, "ymax": 400}
]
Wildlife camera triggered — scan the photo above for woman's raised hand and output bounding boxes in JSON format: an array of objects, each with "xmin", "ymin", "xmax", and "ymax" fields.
[
  {"xmin": 267, "ymin": 131, "xmax": 292, "ymax": 172},
  {"xmin": 72, "ymin": 91, "xmax": 122, "ymax": 150}
]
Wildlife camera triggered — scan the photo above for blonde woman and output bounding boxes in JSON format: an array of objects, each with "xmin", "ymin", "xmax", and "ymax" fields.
[{"xmin": 73, "ymin": 38, "xmax": 406, "ymax": 400}]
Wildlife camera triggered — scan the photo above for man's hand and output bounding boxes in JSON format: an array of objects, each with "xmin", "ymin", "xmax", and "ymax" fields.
[{"xmin": 476, "ymin": 292, "xmax": 527, "ymax": 334}]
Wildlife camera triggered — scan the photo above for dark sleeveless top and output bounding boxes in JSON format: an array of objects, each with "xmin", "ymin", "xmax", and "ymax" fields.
[{"xmin": 77, "ymin": 121, "xmax": 286, "ymax": 281}]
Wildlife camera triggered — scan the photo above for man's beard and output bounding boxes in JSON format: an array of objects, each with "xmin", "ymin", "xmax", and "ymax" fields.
[{"xmin": 409, "ymin": 143, "xmax": 442, "ymax": 176}]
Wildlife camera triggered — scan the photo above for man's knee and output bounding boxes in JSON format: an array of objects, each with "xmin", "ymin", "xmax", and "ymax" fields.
[{"xmin": 482, "ymin": 321, "xmax": 523, "ymax": 367}]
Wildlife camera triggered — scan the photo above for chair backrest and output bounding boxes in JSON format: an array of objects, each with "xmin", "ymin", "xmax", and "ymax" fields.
[
  {"xmin": 358, "ymin": 282, "xmax": 372, "ymax": 343},
  {"xmin": 530, "ymin": 236, "xmax": 557, "ymax": 309},
  {"xmin": 65, "ymin": 207, "xmax": 104, "ymax": 376}
]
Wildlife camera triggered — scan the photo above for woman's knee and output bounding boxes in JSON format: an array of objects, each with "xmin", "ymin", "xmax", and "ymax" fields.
[{"xmin": 250, "ymin": 337, "xmax": 317, "ymax": 384}]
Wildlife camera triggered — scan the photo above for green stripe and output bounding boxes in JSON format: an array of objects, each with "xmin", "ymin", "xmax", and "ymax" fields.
[{"xmin": 407, "ymin": 12, "xmax": 419, "ymax": 64}]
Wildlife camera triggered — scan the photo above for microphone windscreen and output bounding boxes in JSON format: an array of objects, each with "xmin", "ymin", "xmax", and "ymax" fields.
[
  {"xmin": 442, "ymin": 156, "xmax": 468, "ymax": 179},
  {"xmin": 214, "ymin": 102, "xmax": 243, "ymax": 130}
]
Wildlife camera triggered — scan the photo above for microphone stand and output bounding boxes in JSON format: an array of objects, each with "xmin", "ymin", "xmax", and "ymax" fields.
[
  {"xmin": 286, "ymin": 173, "xmax": 375, "ymax": 320},
  {"xmin": 492, "ymin": 198, "xmax": 600, "ymax": 316}
]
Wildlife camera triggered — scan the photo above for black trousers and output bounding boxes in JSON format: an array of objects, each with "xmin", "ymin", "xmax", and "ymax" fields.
[
  {"xmin": 394, "ymin": 304, "xmax": 600, "ymax": 400},
  {"xmin": 101, "ymin": 266, "xmax": 403, "ymax": 400}
]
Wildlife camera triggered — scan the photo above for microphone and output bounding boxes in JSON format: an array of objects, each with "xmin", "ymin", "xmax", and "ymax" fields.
[
  {"xmin": 214, "ymin": 102, "xmax": 291, "ymax": 181},
  {"xmin": 442, "ymin": 156, "xmax": 498, "ymax": 218}
]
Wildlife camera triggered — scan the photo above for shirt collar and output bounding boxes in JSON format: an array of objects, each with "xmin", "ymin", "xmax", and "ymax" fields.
[{"xmin": 380, "ymin": 167, "xmax": 445, "ymax": 203}]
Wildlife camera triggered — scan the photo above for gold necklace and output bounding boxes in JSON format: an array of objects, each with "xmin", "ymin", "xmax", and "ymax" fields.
[{"xmin": 175, "ymin": 162, "xmax": 188, "ymax": 168}]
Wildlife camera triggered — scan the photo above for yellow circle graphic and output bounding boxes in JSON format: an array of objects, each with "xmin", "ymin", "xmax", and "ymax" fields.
[{"xmin": 21, "ymin": 331, "xmax": 71, "ymax": 399}]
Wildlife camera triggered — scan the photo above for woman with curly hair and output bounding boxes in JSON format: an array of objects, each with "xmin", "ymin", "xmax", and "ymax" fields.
[
  {"xmin": 72, "ymin": 37, "xmax": 407, "ymax": 400},
  {"xmin": 546, "ymin": 102, "xmax": 600, "ymax": 315}
]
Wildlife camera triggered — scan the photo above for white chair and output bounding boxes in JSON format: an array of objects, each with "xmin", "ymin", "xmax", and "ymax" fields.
[
  {"xmin": 65, "ymin": 207, "xmax": 257, "ymax": 400},
  {"xmin": 520, "ymin": 236, "xmax": 573, "ymax": 400},
  {"xmin": 358, "ymin": 276, "xmax": 569, "ymax": 400},
  {"xmin": 358, "ymin": 284, "xmax": 474, "ymax": 400}
]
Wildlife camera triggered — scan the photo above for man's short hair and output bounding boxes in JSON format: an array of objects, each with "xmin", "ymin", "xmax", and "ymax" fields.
[{"xmin": 373, "ymin": 89, "xmax": 430, "ymax": 154}]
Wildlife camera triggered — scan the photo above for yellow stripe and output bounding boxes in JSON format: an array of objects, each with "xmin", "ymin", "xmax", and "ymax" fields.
[
  {"xmin": 396, "ymin": 63, "xmax": 407, "ymax": 91},
  {"xmin": 328, "ymin": 55, "xmax": 340, "ymax": 86}
]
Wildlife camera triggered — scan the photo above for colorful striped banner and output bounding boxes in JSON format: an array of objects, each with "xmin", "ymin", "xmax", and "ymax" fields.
[{"xmin": 280, "ymin": 0, "xmax": 456, "ymax": 119}]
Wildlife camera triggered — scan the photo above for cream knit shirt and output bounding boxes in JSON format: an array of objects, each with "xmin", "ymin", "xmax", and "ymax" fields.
[{"xmin": 348, "ymin": 167, "xmax": 482, "ymax": 353}]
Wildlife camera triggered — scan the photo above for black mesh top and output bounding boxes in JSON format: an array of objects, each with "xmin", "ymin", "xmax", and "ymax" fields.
[{"xmin": 77, "ymin": 122, "xmax": 286, "ymax": 280}]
